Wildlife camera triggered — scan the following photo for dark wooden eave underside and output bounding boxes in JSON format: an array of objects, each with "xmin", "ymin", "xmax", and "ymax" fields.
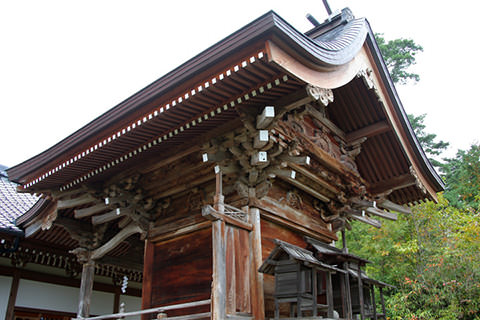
[{"xmin": 7, "ymin": 10, "xmax": 443, "ymax": 205}]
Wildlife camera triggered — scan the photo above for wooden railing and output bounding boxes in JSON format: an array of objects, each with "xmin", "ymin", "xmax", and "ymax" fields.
[{"xmin": 73, "ymin": 299, "xmax": 211, "ymax": 320}]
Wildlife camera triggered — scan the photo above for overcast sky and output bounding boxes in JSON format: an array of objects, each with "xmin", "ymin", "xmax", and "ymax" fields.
[{"xmin": 1, "ymin": 0, "xmax": 478, "ymax": 168}]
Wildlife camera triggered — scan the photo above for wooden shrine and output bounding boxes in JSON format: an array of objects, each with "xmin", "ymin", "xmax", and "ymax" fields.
[
  {"xmin": 6, "ymin": 7, "xmax": 443, "ymax": 320},
  {"xmin": 259, "ymin": 239, "xmax": 345, "ymax": 319}
]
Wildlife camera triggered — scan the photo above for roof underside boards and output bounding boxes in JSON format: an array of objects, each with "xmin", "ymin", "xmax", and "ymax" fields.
[
  {"xmin": 7, "ymin": 10, "xmax": 442, "ymax": 204},
  {"xmin": 17, "ymin": 56, "xmax": 306, "ymax": 191}
]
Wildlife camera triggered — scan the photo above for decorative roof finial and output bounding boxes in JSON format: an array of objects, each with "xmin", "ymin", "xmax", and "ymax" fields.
[{"xmin": 322, "ymin": 0, "xmax": 333, "ymax": 15}]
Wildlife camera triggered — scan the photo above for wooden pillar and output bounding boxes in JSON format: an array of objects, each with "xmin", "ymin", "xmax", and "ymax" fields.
[
  {"xmin": 371, "ymin": 285, "xmax": 377, "ymax": 320},
  {"xmin": 211, "ymin": 168, "xmax": 226, "ymax": 320},
  {"xmin": 5, "ymin": 269, "xmax": 20, "ymax": 320},
  {"xmin": 312, "ymin": 269, "xmax": 318, "ymax": 317},
  {"xmin": 343, "ymin": 262, "xmax": 353, "ymax": 319},
  {"xmin": 326, "ymin": 271, "xmax": 334, "ymax": 318},
  {"xmin": 113, "ymin": 286, "xmax": 121, "ymax": 313},
  {"xmin": 379, "ymin": 287, "xmax": 386, "ymax": 318},
  {"xmin": 142, "ymin": 239, "xmax": 154, "ymax": 320},
  {"xmin": 357, "ymin": 264, "xmax": 365, "ymax": 320},
  {"xmin": 78, "ymin": 260, "xmax": 95, "ymax": 318},
  {"xmin": 249, "ymin": 207, "xmax": 265, "ymax": 320}
]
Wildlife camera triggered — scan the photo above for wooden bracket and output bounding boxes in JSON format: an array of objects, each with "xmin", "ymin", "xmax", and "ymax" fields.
[{"xmin": 256, "ymin": 106, "xmax": 275, "ymax": 129}]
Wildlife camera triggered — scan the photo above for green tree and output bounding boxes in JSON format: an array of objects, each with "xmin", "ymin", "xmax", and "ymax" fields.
[
  {"xmin": 344, "ymin": 196, "xmax": 480, "ymax": 319},
  {"xmin": 375, "ymin": 34, "xmax": 449, "ymax": 166},
  {"xmin": 408, "ymin": 113, "xmax": 449, "ymax": 168},
  {"xmin": 375, "ymin": 33, "xmax": 423, "ymax": 85},
  {"xmin": 442, "ymin": 144, "xmax": 480, "ymax": 211}
]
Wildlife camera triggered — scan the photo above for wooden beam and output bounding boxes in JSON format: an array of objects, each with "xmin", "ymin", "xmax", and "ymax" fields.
[
  {"xmin": 202, "ymin": 205, "xmax": 253, "ymax": 231},
  {"xmin": 149, "ymin": 221, "xmax": 211, "ymax": 243},
  {"xmin": 75, "ymin": 203, "xmax": 109, "ymax": 219},
  {"xmin": 346, "ymin": 121, "xmax": 390, "ymax": 143},
  {"xmin": 369, "ymin": 173, "xmax": 416, "ymax": 195},
  {"xmin": 253, "ymin": 197, "xmax": 336, "ymax": 242},
  {"xmin": 351, "ymin": 199, "xmax": 398, "ymax": 221},
  {"xmin": 365, "ymin": 207, "xmax": 397, "ymax": 221},
  {"xmin": 278, "ymin": 155, "xmax": 311, "ymax": 165},
  {"xmin": 276, "ymin": 174, "xmax": 330, "ymax": 203},
  {"xmin": 253, "ymin": 130, "xmax": 269, "ymax": 149},
  {"xmin": 57, "ymin": 193, "xmax": 96, "ymax": 210},
  {"xmin": 91, "ymin": 208, "xmax": 130, "ymax": 225},
  {"xmin": 154, "ymin": 174, "xmax": 214, "ymax": 200},
  {"xmin": 305, "ymin": 104, "xmax": 346, "ymax": 141},
  {"xmin": 288, "ymin": 162, "xmax": 340, "ymax": 194},
  {"xmin": 377, "ymin": 199, "xmax": 412, "ymax": 214},
  {"xmin": 256, "ymin": 106, "xmax": 275, "ymax": 129},
  {"xmin": 349, "ymin": 210, "xmax": 382, "ymax": 228},
  {"xmin": 91, "ymin": 224, "xmax": 143, "ymax": 260}
]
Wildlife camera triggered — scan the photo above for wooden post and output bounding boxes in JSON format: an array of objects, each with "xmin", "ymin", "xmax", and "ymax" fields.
[
  {"xmin": 312, "ymin": 269, "xmax": 318, "ymax": 317},
  {"xmin": 211, "ymin": 167, "xmax": 226, "ymax": 320},
  {"xmin": 371, "ymin": 285, "xmax": 377, "ymax": 320},
  {"xmin": 342, "ymin": 229, "xmax": 348, "ymax": 253},
  {"xmin": 379, "ymin": 287, "xmax": 386, "ymax": 318},
  {"xmin": 5, "ymin": 269, "xmax": 20, "ymax": 320},
  {"xmin": 113, "ymin": 286, "xmax": 121, "ymax": 313},
  {"xmin": 142, "ymin": 240, "xmax": 154, "ymax": 320},
  {"xmin": 78, "ymin": 260, "xmax": 95, "ymax": 318},
  {"xmin": 340, "ymin": 271, "xmax": 348, "ymax": 318},
  {"xmin": 326, "ymin": 271, "xmax": 334, "ymax": 318},
  {"xmin": 343, "ymin": 262, "xmax": 353, "ymax": 319},
  {"xmin": 249, "ymin": 207, "xmax": 265, "ymax": 320},
  {"xmin": 357, "ymin": 264, "xmax": 365, "ymax": 320}
]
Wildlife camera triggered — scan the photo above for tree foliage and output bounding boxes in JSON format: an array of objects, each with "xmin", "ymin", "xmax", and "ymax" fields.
[
  {"xmin": 442, "ymin": 144, "xmax": 480, "ymax": 211},
  {"xmin": 375, "ymin": 33, "xmax": 423, "ymax": 84},
  {"xmin": 347, "ymin": 33, "xmax": 480, "ymax": 320},
  {"xmin": 408, "ymin": 113, "xmax": 449, "ymax": 168},
  {"xmin": 344, "ymin": 195, "xmax": 480, "ymax": 319}
]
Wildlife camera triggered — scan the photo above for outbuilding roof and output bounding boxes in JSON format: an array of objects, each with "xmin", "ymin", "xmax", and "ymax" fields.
[{"xmin": 0, "ymin": 166, "xmax": 39, "ymax": 234}]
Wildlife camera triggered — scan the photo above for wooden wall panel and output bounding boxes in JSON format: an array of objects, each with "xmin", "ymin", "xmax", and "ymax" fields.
[
  {"xmin": 225, "ymin": 224, "xmax": 252, "ymax": 315},
  {"xmin": 150, "ymin": 227, "xmax": 212, "ymax": 310}
]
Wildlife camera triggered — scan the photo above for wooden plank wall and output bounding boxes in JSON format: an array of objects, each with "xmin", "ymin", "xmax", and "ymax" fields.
[
  {"xmin": 225, "ymin": 224, "xmax": 251, "ymax": 315},
  {"xmin": 149, "ymin": 227, "xmax": 212, "ymax": 317}
]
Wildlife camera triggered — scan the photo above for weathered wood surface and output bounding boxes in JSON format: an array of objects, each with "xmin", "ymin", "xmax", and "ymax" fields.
[
  {"xmin": 142, "ymin": 240, "xmax": 155, "ymax": 320},
  {"xmin": 225, "ymin": 224, "xmax": 252, "ymax": 315},
  {"xmin": 57, "ymin": 193, "xmax": 96, "ymax": 210},
  {"xmin": 211, "ymin": 219, "xmax": 226, "ymax": 320},
  {"xmin": 78, "ymin": 260, "xmax": 95, "ymax": 318},
  {"xmin": 151, "ymin": 228, "xmax": 212, "ymax": 317},
  {"xmin": 253, "ymin": 194, "xmax": 336, "ymax": 242},
  {"xmin": 249, "ymin": 207, "xmax": 265, "ymax": 320}
]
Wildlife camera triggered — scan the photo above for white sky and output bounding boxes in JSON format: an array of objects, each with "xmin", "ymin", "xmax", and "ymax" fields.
[{"xmin": 1, "ymin": 0, "xmax": 478, "ymax": 168}]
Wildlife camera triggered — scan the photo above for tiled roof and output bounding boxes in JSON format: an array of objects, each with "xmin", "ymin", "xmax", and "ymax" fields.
[{"xmin": 0, "ymin": 166, "xmax": 39, "ymax": 233}]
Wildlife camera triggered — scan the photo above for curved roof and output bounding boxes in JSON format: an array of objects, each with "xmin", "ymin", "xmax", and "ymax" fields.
[
  {"xmin": 7, "ymin": 9, "xmax": 443, "ymax": 202},
  {"xmin": 0, "ymin": 168, "xmax": 39, "ymax": 234}
]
